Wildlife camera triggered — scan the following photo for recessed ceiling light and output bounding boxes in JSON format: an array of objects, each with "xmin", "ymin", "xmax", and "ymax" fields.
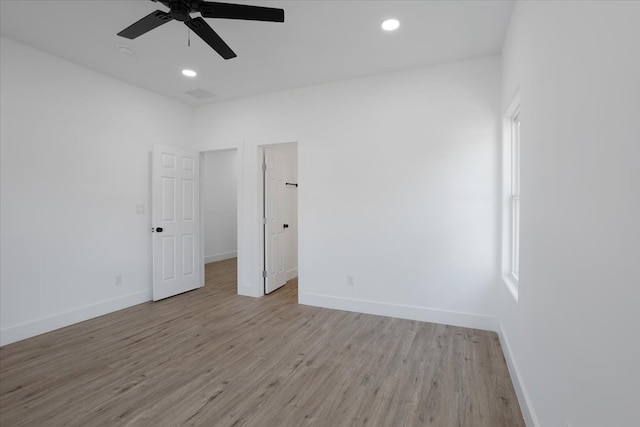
[
  {"xmin": 381, "ymin": 19, "xmax": 400, "ymax": 31},
  {"xmin": 182, "ymin": 69, "xmax": 197, "ymax": 77}
]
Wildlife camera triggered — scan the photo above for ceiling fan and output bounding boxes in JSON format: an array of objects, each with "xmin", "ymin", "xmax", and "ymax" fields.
[{"xmin": 117, "ymin": 0, "xmax": 285, "ymax": 60}]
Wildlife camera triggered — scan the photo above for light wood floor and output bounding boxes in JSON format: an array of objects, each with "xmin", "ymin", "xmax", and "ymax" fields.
[{"xmin": 0, "ymin": 258, "xmax": 524, "ymax": 426}]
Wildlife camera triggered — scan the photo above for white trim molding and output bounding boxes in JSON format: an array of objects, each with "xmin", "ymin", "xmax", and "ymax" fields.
[
  {"xmin": 286, "ymin": 268, "xmax": 298, "ymax": 282},
  {"xmin": 501, "ymin": 91, "xmax": 521, "ymax": 301},
  {"xmin": 300, "ymin": 292, "xmax": 498, "ymax": 332},
  {"xmin": 0, "ymin": 291, "xmax": 151, "ymax": 346},
  {"xmin": 205, "ymin": 251, "xmax": 238, "ymax": 264},
  {"xmin": 498, "ymin": 321, "xmax": 540, "ymax": 427}
]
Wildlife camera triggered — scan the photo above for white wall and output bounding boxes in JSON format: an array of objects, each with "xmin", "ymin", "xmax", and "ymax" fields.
[
  {"xmin": 0, "ymin": 36, "xmax": 194, "ymax": 345},
  {"xmin": 499, "ymin": 2, "xmax": 640, "ymax": 426},
  {"xmin": 202, "ymin": 150, "xmax": 237, "ymax": 263},
  {"xmin": 193, "ymin": 56, "xmax": 501, "ymax": 330}
]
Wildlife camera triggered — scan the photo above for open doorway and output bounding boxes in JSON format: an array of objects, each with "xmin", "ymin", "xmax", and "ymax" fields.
[
  {"xmin": 201, "ymin": 149, "xmax": 239, "ymax": 287},
  {"xmin": 261, "ymin": 143, "xmax": 298, "ymax": 295}
]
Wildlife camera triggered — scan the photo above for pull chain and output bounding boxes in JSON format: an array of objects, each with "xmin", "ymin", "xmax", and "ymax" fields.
[{"xmin": 188, "ymin": 29, "xmax": 191, "ymax": 47}]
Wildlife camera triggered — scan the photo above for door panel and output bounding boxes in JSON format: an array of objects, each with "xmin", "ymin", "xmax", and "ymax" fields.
[
  {"xmin": 161, "ymin": 177, "xmax": 175, "ymax": 221},
  {"xmin": 182, "ymin": 233, "xmax": 195, "ymax": 275},
  {"xmin": 182, "ymin": 179, "xmax": 195, "ymax": 222},
  {"xmin": 152, "ymin": 144, "xmax": 201, "ymax": 301},
  {"xmin": 264, "ymin": 148, "xmax": 287, "ymax": 294}
]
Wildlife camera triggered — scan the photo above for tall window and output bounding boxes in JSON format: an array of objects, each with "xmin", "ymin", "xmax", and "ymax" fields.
[
  {"xmin": 502, "ymin": 94, "xmax": 520, "ymax": 299},
  {"xmin": 510, "ymin": 111, "xmax": 520, "ymax": 280}
]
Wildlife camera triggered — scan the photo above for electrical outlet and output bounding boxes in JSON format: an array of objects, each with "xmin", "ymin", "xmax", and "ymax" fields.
[
  {"xmin": 114, "ymin": 274, "xmax": 122, "ymax": 286},
  {"xmin": 347, "ymin": 275, "xmax": 355, "ymax": 287}
]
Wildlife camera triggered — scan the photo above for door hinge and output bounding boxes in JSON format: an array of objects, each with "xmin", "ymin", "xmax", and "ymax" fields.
[
  {"xmin": 262, "ymin": 162, "xmax": 267, "ymax": 172},
  {"xmin": 262, "ymin": 270, "xmax": 267, "ymax": 278},
  {"xmin": 262, "ymin": 217, "xmax": 266, "ymax": 225}
]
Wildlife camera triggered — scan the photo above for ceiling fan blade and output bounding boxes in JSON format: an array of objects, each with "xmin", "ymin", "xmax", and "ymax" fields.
[
  {"xmin": 117, "ymin": 10, "xmax": 173, "ymax": 39},
  {"xmin": 199, "ymin": 2, "xmax": 284, "ymax": 22},
  {"xmin": 185, "ymin": 17, "xmax": 237, "ymax": 60}
]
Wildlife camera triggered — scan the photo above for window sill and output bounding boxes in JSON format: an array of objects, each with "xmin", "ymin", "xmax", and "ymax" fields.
[{"xmin": 502, "ymin": 275, "xmax": 519, "ymax": 302}]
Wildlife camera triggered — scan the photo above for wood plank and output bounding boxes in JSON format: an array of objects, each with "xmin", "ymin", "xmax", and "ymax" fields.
[{"xmin": 0, "ymin": 258, "xmax": 525, "ymax": 426}]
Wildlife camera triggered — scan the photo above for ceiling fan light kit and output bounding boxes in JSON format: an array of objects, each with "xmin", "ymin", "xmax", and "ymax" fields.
[
  {"xmin": 117, "ymin": 0, "xmax": 285, "ymax": 60},
  {"xmin": 116, "ymin": 45, "xmax": 135, "ymax": 56}
]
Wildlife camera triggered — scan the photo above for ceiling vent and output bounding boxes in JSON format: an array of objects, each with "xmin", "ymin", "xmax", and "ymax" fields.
[{"xmin": 185, "ymin": 89, "xmax": 216, "ymax": 99}]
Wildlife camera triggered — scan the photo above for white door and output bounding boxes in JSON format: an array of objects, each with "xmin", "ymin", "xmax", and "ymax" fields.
[
  {"xmin": 152, "ymin": 144, "xmax": 202, "ymax": 301},
  {"xmin": 264, "ymin": 148, "xmax": 287, "ymax": 294}
]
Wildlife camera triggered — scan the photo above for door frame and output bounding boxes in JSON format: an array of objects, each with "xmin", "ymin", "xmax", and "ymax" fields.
[
  {"xmin": 250, "ymin": 138, "xmax": 300, "ymax": 298},
  {"xmin": 196, "ymin": 136, "xmax": 300, "ymax": 299},
  {"xmin": 151, "ymin": 144, "xmax": 202, "ymax": 301},
  {"xmin": 260, "ymin": 143, "xmax": 298, "ymax": 295},
  {"xmin": 198, "ymin": 147, "xmax": 240, "ymax": 288}
]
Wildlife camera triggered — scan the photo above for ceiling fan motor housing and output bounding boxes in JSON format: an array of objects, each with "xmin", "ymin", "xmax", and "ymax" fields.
[{"xmin": 167, "ymin": 0, "xmax": 193, "ymax": 21}]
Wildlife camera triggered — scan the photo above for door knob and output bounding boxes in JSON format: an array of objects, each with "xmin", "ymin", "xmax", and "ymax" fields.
[
  {"xmin": 283, "ymin": 224, "xmax": 289, "ymax": 228},
  {"xmin": 152, "ymin": 227, "xmax": 164, "ymax": 232}
]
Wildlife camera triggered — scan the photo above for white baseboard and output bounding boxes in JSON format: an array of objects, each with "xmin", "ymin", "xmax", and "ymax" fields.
[
  {"xmin": 497, "ymin": 321, "xmax": 539, "ymax": 427},
  {"xmin": 0, "ymin": 290, "xmax": 151, "ymax": 347},
  {"xmin": 300, "ymin": 292, "xmax": 498, "ymax": 332},
  {"xmin": 205, "ymin": 251, "xmax": 237, "ymax": 264},
  {"xmin": 286, "ymin": 268, "xmax": 298, "ymax": 281}
]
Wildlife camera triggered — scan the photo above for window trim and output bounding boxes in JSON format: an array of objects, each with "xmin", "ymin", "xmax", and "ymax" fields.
[
  {"xmin": 502, "ymin": 93, "xmax": 521, "ymax": 301},
  {"xmin": 511, "ymin": 110, "xmax": 520, "ymax": 281}
]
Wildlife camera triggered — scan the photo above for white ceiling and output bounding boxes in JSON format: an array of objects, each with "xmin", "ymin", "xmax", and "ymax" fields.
[{"xmin": 0, "ymin": 0, "xmax": 514, "ymax": 106}]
